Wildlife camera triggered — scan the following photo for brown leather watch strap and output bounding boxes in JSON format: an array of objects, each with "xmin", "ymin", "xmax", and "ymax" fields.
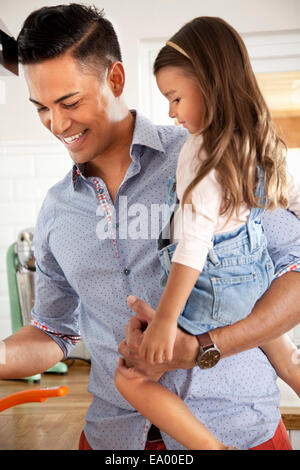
[{"xmin": 195, "ymin": 332, "xmax": 214, "ymax": 350}]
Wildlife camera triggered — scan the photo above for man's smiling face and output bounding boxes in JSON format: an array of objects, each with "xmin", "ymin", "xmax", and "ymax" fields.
[{"xmin": 24, "ymin": 53, "xmax": 118, "ymax": 165}]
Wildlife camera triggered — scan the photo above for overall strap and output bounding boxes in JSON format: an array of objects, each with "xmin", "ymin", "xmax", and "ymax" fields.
[
  {"xmin": 246, "ymin": 164, "xmax": 266, "ymax": 252},
  {"xmin": 157, "ymin": 177, "xmax": 177, "ymax": 251}
]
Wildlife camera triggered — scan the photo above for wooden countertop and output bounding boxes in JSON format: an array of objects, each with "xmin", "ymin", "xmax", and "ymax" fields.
[
  {"xmin": 0, "ymin": 360, "xmax": 92, "ymax": 450},
  {"xmin": 280, "ymin": 399, "xmax": 300, "ymax": 430}
]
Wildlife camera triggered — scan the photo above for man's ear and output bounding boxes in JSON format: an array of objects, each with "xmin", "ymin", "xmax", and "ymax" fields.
[{"xmin": 107, "ymin": 61, "xmax": 125, "ymax": 97}]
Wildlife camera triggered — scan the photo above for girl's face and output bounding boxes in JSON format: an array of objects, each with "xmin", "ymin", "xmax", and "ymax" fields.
[{"xmin": 156, "ymin": 66, "xmax": 204, "ymax": 134}]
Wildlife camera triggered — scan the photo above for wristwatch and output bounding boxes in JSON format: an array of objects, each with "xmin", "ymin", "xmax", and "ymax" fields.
[{"xmin": 195, "ymin": 332, "xmax": 221, "ymax": 369}]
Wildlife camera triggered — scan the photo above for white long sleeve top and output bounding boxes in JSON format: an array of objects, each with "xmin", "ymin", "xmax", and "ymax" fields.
[{"xmin": 171, "ymin": 134, "xmax": 300, "ymax": 271}]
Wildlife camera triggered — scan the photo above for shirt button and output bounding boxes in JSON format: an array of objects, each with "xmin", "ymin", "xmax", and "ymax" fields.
[{"xmin": 124, "ymin": 268, "xmax": 130, "ymax": 275}]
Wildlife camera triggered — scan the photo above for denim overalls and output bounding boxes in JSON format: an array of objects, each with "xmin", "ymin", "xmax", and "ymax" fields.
[{"xmin": 157, "ymin": 167, "xmax": 275, "ymax": 335}]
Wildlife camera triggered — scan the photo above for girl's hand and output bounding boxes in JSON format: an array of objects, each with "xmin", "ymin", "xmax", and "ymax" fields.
[
  {"xmin": 139, "ymin": 316, "xmax": 178, "ymax": 364},
  {"xmin": 118, "ymin": 296, "xmax": 199, "ymax": 380}
]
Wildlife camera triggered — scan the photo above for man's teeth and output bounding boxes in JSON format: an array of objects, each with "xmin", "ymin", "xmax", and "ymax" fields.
[{"xmin": 64, "ymin": 130, "xmax": 86, "ymax": 143}]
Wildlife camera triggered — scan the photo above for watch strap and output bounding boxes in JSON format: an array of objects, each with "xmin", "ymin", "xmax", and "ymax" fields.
[{"xmin": 195, "ymin": 332, "xmax": 214, "ymax": 351}]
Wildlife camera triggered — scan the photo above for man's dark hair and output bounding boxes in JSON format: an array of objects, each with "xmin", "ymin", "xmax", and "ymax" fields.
[{"xmin": 17, "ymin": 3, "xmax": 122, "ymax": 75}]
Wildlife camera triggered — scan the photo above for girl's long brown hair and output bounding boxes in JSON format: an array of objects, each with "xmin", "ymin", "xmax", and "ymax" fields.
[{"xmin": 154, "ymin": 17, "xmax": 288, "ymax": 219}]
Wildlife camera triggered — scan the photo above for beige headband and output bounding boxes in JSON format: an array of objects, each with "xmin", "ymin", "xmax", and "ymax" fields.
[{"xmin": 166, "ymin": 40, "xmax": 191, "ymax": 60}]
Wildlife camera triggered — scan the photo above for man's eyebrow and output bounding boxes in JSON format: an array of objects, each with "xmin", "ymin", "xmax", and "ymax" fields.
[{"xmin": 29, "ymin": 92, "xmax": 80, "ymax": 106}]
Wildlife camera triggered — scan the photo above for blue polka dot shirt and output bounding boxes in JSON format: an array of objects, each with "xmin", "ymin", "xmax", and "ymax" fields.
[{"xmin": 31, "ymin": 111, "xmax": 300, "ymax": 450}]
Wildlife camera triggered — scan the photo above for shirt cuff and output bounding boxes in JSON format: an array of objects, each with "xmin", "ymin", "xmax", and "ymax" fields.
[
  {"xmin": 30, "ymin": 319, "xmax": 81, "ymax": 359},
  {"xmin": 274, "ymin": 258, "xmax": 300, "ymax": 279}
]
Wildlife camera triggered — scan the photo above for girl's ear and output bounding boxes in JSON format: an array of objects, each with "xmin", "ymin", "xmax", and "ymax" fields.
[{"xmin": 107, "ymin": 61, "xmax": 125, "ymax": 97}]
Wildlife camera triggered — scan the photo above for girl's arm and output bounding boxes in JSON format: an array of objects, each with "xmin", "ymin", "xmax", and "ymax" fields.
[
  {"xmin": 139, "ymin": 262, "xmax": 200, "ymax": 364},
  {"xmin": 139, "ymin": 167, "xmax": 221, "ymax": 364},
  {"xmin": 156, "ymin": 262, "xmax": 200, "ymax": 322},
  {"xmin": 114, "ymin": 358, "xmax": 227, "ymax": 450}
]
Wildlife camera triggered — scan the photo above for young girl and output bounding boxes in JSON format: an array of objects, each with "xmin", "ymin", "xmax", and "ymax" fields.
[{"xmin": 115, "ymin": 16, "xmax": 300, "ymax": 450}]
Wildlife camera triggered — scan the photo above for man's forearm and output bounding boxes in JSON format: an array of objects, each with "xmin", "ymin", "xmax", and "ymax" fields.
[
  {"xmin": 0, "ymin": 325, "xmax": 64, "ymax": 379},
  {"xmin": 123, "ymin": 273, "xmax": 300, "ymax": 377},
  {"xmin": 209, "ymin": 272, "xmax": 300, "ymax": 358}
]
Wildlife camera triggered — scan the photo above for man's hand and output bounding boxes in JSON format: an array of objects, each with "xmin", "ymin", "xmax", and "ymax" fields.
[{"xmin": 118, "ymin": 295, "xmax": 199, "ymax": 381}]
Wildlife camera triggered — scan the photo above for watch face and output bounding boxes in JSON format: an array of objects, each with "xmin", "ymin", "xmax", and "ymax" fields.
[{"xmin": 199, "ymin": 348, "xmax": 221, "ymax": 369}]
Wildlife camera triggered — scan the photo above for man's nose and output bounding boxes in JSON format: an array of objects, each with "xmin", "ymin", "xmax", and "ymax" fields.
[{"xmin": 49, "ymin": 108, "xmax": 72, "ymax": 136}]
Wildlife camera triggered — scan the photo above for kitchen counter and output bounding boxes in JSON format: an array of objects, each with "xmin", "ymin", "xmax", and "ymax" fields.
[
  {"xmin": 0, "ymin": 360, "xmax": 92, "ymax": 450},
  {"xmin": 278, "ymin": 378, "xmax": 300, "ymax": 429}
]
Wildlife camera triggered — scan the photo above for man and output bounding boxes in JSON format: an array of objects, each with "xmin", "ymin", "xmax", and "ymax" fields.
[{"xmin": 1, "ymin": 4, "xmax": 299, "ymax": 450}]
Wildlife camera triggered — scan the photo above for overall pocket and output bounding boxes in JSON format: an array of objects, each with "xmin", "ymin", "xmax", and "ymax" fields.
[
  {"xmin": 158, "ymin": 242, "xmax": 177, "ymax": 287},
  {"xmin": 211, "ymin": 271, "xmax": 259, "ymax": 325}
]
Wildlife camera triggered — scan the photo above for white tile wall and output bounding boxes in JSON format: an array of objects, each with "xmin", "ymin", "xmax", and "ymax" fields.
[
  {"xmin": 0, "ymin": 140, "xmax": 71, "ymax": 340},
  {"xmin": 0, "ymin": 141, "xmax": 299, "ymax": 347}
]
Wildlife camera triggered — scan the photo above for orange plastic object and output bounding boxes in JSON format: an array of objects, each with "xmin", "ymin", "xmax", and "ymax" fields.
[{"xmin": 0, "ymin": 385, "xmax": 68, "ymax": 412}]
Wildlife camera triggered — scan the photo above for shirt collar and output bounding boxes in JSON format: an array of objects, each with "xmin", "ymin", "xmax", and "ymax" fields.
[
  {"xmin": 71, "ymin": 163, "xmax": 85, "ymax": 190},
  {"xmin": 130, "ymin": 110, "xmax": 165, "ymax": 155},
  {"xmin": 71, "ymin": 110, "xmax": 166, "ymax": 190}
]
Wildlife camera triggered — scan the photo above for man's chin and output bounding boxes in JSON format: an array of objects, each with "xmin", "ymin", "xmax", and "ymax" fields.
[
  {"xmin": 70, "ymin": 155, "xmax": 97, "ymax": 176},
  {"xmin": 69, "ymin": 151, "xmax": 91, "ymax": 166}
]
